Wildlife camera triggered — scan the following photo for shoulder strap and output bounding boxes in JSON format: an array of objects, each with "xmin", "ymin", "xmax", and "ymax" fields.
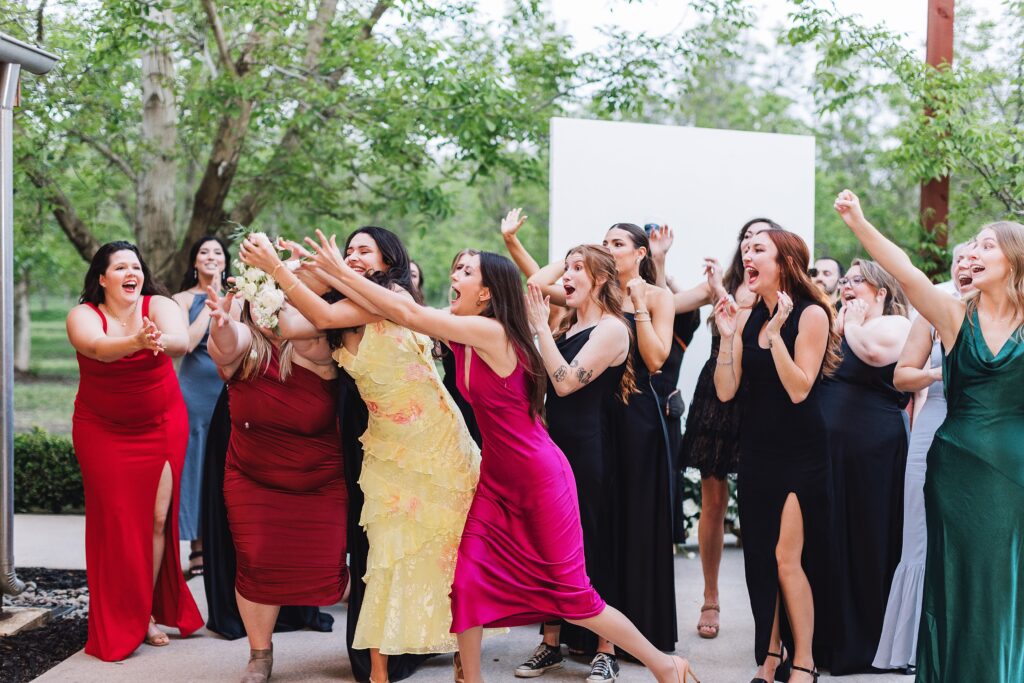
[
  {"xmin": 142, "ymin": 295, "xmax": 152, "ymax": 319},
  {"xmin": 86, "ymin": 303, "xmax": 107, "ymax": 333}
]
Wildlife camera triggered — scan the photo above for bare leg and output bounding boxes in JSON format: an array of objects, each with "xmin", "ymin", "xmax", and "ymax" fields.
[
  {"xmin": 751, "ymin": 595, "xmax": 783, "ymax": 681},
  {"xmin": 776, "ymin": 493, "xmax": 815, "ymax": 682},
  {"xmin": 457, "ymin": 627, "xmax": 484, "ymax": 683},
  {"xmin": 369, "ymin": 649, "xmax": 389, "ymax": 683},
  {"xmin": 146, "ymin": 462, "xmax": 173, "ymax": 645},
  {"xmin": 568, "ymin": 605, "xmax": 694, "ymax": 683},
  {"xmin": 697, "ymin": 476, "xmax": 728, "ymax": 637},
  {"xmin": 236, "ymin": 590, "xmax": 280, "ymax": 651}
]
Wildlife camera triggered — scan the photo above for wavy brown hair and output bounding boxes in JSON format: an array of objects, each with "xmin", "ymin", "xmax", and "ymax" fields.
[
  {"xmin": 963, "ymin": 221, "xmax": 1024, "ymax": 341},
  {"xmin": 237, "ymin": 302, "xmax": 295, "ymax": 382},
  {"xmin": 760, "ymin": 229, "xmax": 842, "ymax": 376},
  {"xmin": 723, "ymin": 218, "xmax": 785, "ymax": 296},
  {"xmin": 554, "ymin": 245, "xmax": 638, "ymax": 403},
  {"xmin": 849, "ymin": 258, "xmax": 909, "ymax": 318}
]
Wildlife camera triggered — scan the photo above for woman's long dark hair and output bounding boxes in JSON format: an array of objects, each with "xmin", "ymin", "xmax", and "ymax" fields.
[
  {"xmin": 723, "ymin": 217, "xmax": 785, "ymax": 296},
  {"xmin": 325, "ymin": 226, "xmax": 421, "ymax": 349},
  {"xmin": 608, "ymin": 222, "xmax": 657, "ymax": 284},
  {"xmin": 477, "ymin": 252, "xmax": 547, "ymax": 419},
  {"xmin": 178, "ymin": 235, "xmax": 232, "ymax": 292},
  {"xmin": 79, "ymin": 241, "xmax": 167, "ymax": 305}
]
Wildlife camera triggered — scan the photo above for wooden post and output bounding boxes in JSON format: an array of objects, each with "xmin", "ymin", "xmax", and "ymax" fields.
[{"xmin": 920, "ymin": 0, "xmax": 954, "ymax": 279}]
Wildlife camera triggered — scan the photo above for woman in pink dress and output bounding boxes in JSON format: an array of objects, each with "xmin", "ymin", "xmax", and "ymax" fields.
[{"xmin": 300, "ymin": 231, "xmax": 700, "ymax": 683}]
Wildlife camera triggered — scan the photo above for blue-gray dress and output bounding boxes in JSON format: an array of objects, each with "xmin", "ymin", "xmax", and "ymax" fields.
[{"xmin": 178, "ymin": 293, "xmax": 223, "ymax": 541}]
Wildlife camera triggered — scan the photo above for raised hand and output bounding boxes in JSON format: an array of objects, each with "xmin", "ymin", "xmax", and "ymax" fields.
[
  {"xmin": 204, "ymin": 286, "xmax": 236, "ymax": 329},
  {"xmin": 649, "ymin": 225, "xmax": 674, "ymax": 260},
  {"xmin": 833, "ymin": 189, "xmax": 866, "ymax": 228},
  {"xmin": 304, "ymin": 229, "xmax": 349, "ymax": 278},
  {"xmin": 843, "ymin": 297, "xmax": 868, "ymax": 327},
  {"xmin": 276, "ymin": 237, "xmax": 312, "ymax": 262},
  {"xmin": 239, "ymin": 233, "xmax": 281, "ymax": 273},
  {"xmin": 765, "ymin": 291, "xmax": 794, "ymax": 338},
  {"xmin": 525, "ymin": 284, "xmax": 551, "ymax": 334},
  {"xmin": 501, "ymin": 208, "xmax": 528, "ymax": 238},
  {"xmin": 704, "ymin": 256, "xmax": 726, "ymax": 297},
  {"xmin": 713, "ymin": 296, "xmax": 739, "ymax": 338},
  {"xmin": 626, "ymin": 276, "xmax": 647, "ymax": 310}
]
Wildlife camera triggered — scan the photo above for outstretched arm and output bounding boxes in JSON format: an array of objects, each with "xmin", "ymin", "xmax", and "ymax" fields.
[
  {"xmin": 205, "ymin": 288, "xmax": 251, "ymax": 380},
  {"xmin": 526, "ymin": 259, "xmax": 568, "ymax": 306},
  {"xmin": 500, "ymin": 208, "xmax": 541, "ymax": 278},
  {"xmin": 835, "ymin": 190, "xmax": 964, "ymax": 345},
  {"xmin": 894, "ymin": 315, "xmax": 941, "ymax": 392}
]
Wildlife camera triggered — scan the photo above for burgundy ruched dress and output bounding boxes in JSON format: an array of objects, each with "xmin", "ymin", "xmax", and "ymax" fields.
[
  {"xmin": 73, "ymin": 297, "xmax": 204, "ymax": 661},
  {"xmin": 448, "ymin": 343, "xmax": 605, "ymax": 631},
  {"xmin": 223, "ymin": 345, "xmax": 348, "ymax": 606}
]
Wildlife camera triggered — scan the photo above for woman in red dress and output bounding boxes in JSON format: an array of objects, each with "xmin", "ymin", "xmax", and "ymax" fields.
[
  {"xmin": 205, "ymin": 286, "xmax": 347, "ymax": 683},
  {"xmin": 66, "ymin": 241, "xmax": 204, "ymax": 661}
]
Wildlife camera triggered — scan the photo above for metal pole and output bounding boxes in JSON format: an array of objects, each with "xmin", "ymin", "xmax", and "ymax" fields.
[{"xmin": 0, "ymin": 60, "xmax": 26, "ymax": 608}]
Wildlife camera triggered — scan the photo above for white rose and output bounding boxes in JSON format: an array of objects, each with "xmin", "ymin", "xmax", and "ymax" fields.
[
  {"xmin": 682, "ymin": 499, "xmax": 700, "ymax": 518},
  {"xmin": 240, "ymin": 281, "xmax": 259, "ymax": 300},
  {"xmin": 683, "ymin": 468, "xmax": 701, "ymax": 483},
  {"xmin": 256, "ymin": 286, "xmax": 285, "ymax": 312}
]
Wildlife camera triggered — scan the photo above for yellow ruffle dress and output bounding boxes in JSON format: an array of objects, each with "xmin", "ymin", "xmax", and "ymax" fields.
[{"xmin": 335, "ymin": 320, "xmax": 481, "ymax": 654}]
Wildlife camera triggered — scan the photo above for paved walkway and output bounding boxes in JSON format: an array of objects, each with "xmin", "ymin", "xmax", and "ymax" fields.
[{"xmin": 14, "ymin": 515, "xmax": 912, "ymax": 682}]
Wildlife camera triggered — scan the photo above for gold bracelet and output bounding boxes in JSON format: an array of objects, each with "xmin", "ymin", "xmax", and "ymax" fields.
[
  {"xmin": 633, "ymin": 311, "xmax": 651, "ymax": 322},
  {"xmin": 284, "ymin": 280, "xmax": 298, "ymax": 295},
  {"xmin": 272, "ymin": 262, "xmax": 283, "ymax": 278}
]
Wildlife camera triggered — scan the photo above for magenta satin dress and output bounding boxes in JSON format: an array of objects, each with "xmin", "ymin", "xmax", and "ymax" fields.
[{"xmin": 448, "ymin": 343, "xmax": 605, "ymax": 632}]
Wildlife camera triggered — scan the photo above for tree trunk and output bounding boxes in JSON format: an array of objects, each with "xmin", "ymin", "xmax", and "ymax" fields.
[
  {"xmin": 14, "ymin": 271, "xmax": 30, "ymax": 374},
  {"xmin": 137, "ymin": 3, "xmax": 179, "ymax": 284}
]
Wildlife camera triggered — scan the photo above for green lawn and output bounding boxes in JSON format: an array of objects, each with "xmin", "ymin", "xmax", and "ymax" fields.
[{"xmin": 15, "ymin": 306, "xmax": 77, "ymax": 435}]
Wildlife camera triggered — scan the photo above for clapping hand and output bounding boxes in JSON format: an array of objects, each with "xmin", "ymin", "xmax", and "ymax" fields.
[
  {"xmin": 703, "ymin": 257, "xmax": 727, "ymax": 299},
  {"xmin": 136, "ymin": 316, "xmax": 164, "ymax": 356},
  {"xmin": 765, "ymin": 291, "xmax": 794, "ymax": 339},
  {"xmin": 713, "ymin": 296, "xmax": 739, "ymax": 337},
  {"xmin": 833, "ymin": 189, "xmax": 866, "ymax": 228},
  {"xmin": 239, "ymin": 233, "xmax": 281, "ymax": 273},
  {"xmin": 649, "ymin": 225, "xmax": 674, "ymax": 260},
  {"xmin": 526, "ymin": 284, "xmax": 551, "ymax": 335},
  {"xmin": 204, "ymin": 286, "xmax": 236, "ymax": 329},
  {"xmin": 626, "ymin": 277, "xmax": 647, "ymax": 310},
  {"xmin": 843, "ymin": 298, "xmax": 868, "ymax": 327},
  {"xmin": 501, "ymin": 208, "xmax": 528, "ymax": 239}
]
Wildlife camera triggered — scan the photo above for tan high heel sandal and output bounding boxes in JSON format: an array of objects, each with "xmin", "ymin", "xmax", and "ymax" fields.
[
  {"xmin": 145, "ymin": 616, "xmax": 170, "ymax": 647},
  {"xmin": 672, "ymin": 655, "xmax": 701, "ymax": 683}
]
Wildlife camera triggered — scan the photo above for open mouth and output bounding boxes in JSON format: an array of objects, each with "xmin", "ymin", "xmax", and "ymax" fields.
[
  {"xmin": 122, "ymin": 281, "xmax": 138, "ymax": 294},
  {"xmin": 449, "ymin": 285, "xmax": 462, "ymax": 304},
  {"xmin": 843, "ymin": 291, "xmax": 857, "ymax": 301},
  {"xmin": 745, "ymin": 266, "xmax": 759, "ymax": 285},
  {"xmin": 957, "ymin": 272, "xmax": 973, "ymax": 287},
  {"xmin": 971, "ymin": 265, "xmax": 985, "ymax": 276},
  {"xmin": 563, "ymin": 284, "xmax": 576, "ymax": 297}
]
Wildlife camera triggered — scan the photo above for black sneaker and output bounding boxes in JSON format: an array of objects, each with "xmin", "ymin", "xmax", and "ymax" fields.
[
  {"xmin": 514, "ymin": 643, "xmax": 564, "ymax": 678},
  {"xmin": 587, "ymin": 653, "xmax": 619, "ymax": 682}
]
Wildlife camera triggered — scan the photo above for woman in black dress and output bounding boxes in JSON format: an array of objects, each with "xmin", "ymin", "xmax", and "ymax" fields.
[
  {"xmin": 516, "ymin": 244, "xmax": 633, "ymax": 681},
  {"xmin": 818, "ymin": 259, "xmax": 911, "ymax": 674},
  {"xmin": 653, "ymin": 220, "xmax": 781, "ymax": 639},
  {"xmin": 714, "ymin": 229, "xmax": 840, "ymax": 683}
]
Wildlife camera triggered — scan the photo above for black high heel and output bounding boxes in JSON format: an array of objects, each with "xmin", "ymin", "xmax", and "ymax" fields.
[
  {"xmin": 790, "ymin": 663, "xmax": 819, "ymax": 682},
  {"xmin": 750, "ymin": 649, "xmax": 790, "ymax": 683}
]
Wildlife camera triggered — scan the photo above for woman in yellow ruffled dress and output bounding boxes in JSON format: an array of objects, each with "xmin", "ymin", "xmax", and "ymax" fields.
[{"xmin": 240, "ymin": 227, "xmax": 480, "ymax": 683}]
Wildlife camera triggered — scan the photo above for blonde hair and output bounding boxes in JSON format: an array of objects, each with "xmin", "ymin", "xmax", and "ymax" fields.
[
  {"xmin": 237, "ymin": 301, "xmax": 294, "ymax": 382},
  {"xmin": 850, "ymin": 258, "xmax": 909, "ymax": 318},
  {"xmin": 963, "ymin": 221, "xmax": 1024, "ymax": 340}
]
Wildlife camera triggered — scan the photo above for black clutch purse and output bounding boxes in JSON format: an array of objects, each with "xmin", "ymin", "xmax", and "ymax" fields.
[{"xmin": 663, "ymin": 389, "xmax": 685, "ymax": 419}]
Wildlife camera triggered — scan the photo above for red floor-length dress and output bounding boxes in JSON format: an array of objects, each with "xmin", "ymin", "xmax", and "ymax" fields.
[
  {"xmin": 72, "ymin": 296, "xmax": 204, "ymax": 662},
  {"xmin": 223, "ymin": 346, "xmax": 348, "ymax": 606}
]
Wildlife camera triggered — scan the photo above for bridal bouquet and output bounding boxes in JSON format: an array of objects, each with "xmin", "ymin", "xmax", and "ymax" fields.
[{"xmin": 228, "ymin": 224, "xmax": 299, "ymax": 330}]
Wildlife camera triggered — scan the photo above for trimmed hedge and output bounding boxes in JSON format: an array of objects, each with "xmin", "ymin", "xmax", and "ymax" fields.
[{"xmin": 14, "ymin": 428, "xmax": 84, "ymax": 513}]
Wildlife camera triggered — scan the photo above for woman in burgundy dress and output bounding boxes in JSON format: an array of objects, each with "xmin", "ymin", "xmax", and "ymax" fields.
[
  {"xmin": 205, "ymin": 288, "xmax": 347, "ymax": 683},
  {"xmin": 66, "ymin": 241, "xmax": 204, "ymax": 661},
  {"xmin": 302, "ymin": 231, "xmax": 700, "ymax": 683}
]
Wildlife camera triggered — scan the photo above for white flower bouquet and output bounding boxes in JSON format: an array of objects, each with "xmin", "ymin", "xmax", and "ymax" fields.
[{"xmin": 228, "ymin": 225, "xmax": 302, "ymax": 331}]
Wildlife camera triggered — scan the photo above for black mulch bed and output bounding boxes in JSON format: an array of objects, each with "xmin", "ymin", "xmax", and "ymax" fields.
[{"xmin": 1, "ymin": 567, "xmax": 89, "ymax": 683}]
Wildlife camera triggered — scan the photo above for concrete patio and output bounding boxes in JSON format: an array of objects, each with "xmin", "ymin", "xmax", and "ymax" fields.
[{"xmin": 13, "ymin": 514, "xmax": 913, "ymax": 682}]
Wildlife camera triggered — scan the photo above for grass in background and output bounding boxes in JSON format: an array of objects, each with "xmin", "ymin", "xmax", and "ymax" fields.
[{"xmin": 15, "ymin": 305, "xmax": 77, "ymax": 435}]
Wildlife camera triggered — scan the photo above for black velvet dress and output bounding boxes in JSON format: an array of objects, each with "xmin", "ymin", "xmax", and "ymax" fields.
[
  {"xmin": 611, "ymin": 312, "xmax": 677, "ymax": 653},
  {"xmin": 202, "ymin": 387, "xmax": 334, "ymax": 639},
  {"xmin": 736, "ymin": 299, "xmax": 830, "ymax": 667},
  {"xmin": 818, "ymin": 337, "xmax": 909, "ymax": 674},
  {"xmin": 650, "ymin": 311, "xmax": 700, "ymax": 543},
  {"xmin": 546, "ymin": 326, "xmax": 626, "ymax": 653}
]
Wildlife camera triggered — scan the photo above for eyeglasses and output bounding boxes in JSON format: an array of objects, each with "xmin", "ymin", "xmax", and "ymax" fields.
[
  {"xmin": 807, "ymin": 268, "xmax": 819, "ymax": 277},
  {"xmin": 838, "ymin": 275, "xmax": 868, "ymax": 286}
]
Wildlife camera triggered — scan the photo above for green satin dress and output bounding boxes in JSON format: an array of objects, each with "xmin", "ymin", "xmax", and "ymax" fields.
[{"xmin": 917, "ymin": 309, "xmax": 1024, "ymax": 682}]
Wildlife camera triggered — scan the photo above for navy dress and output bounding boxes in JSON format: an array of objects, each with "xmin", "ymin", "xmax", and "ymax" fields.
[{"xmin": 178, "ymin": 293, "xmax": 223, "ymax": 541}]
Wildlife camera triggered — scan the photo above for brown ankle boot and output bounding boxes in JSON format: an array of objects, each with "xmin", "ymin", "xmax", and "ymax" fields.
[{"xmin": 240, "ymin": 645, "xmax": 273, "ymax": 683}]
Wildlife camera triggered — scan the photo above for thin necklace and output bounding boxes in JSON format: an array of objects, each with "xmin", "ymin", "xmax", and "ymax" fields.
[{"xmin": 103, "ymin": 300, "xmax": 138, "ymax": 328}]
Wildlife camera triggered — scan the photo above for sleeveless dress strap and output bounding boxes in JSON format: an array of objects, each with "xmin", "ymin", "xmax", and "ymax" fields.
[
  {"xmin": 86, "ymin": 302, "xmax": 108, "ymax": 333},
  {"xmin": 142, "ymin": 295, "xmax": 152, "ymax": 319}
]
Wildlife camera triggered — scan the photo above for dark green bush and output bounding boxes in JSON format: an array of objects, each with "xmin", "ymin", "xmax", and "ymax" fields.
[{"xmin": 14, "ymin": 428, "xmax": 83, "ymax": 513}]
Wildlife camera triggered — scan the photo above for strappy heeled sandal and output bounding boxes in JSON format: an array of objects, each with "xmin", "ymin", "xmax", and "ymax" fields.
[
  {"xmin": 750, "ymin": 648, "xmax": 790, "ymax": 683},
  {"xmin": 696, "ymin": 603, "xmax": 720, "ymax": 639},
  {"xmin": 790, "ymin": 662, "xmax": 819, "ymax": 682},
  {"xmin": 671, "ymin": 655, "xmax": 701, "ymax": 683},
  {"xmin": 144, "ymin": 616, "xmax": 170, "ymax": 647}
]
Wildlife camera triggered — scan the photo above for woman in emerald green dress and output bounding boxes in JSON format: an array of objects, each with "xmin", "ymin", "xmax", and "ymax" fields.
[{"xmin": 834, "ymin": 190, "xmax": 1024, "ymax": 683}]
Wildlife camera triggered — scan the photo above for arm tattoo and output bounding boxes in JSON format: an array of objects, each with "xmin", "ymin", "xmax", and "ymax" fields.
[
  {"xmin": 553, "ymin": 365, "xmax": 568, "ymax": 382},
  {"xmin": 576, "ymin": 367, "xmax": 594, "ymax": 385}
]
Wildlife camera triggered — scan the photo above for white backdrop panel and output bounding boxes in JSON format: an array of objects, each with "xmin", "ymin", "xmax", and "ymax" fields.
[{"xmin": 549, "ymin": 117, "xmax": 816, "ymax": 411}]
